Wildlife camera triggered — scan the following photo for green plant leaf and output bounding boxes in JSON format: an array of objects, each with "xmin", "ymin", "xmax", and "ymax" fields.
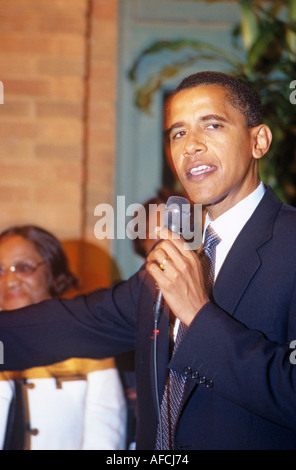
[{"xmin": 128, "ymin": 39, "xmax": 242, "ymax": 83}]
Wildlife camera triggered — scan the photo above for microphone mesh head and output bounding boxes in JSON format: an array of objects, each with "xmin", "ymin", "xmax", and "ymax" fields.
[{"xmin": 164, "ymin": 196, "xmax": 191, "ymax": 236}]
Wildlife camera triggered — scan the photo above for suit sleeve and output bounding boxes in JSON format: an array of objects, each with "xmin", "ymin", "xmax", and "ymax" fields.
[
  {"xmin": 0, "ymin": 270, "xmax": 144, "ymax": 372},
  {"xmin": 170, "ymin": 300, "xmax": 296, "ymax": 431}
]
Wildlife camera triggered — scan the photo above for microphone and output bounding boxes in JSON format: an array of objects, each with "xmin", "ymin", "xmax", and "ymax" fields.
[{"xmin": 153, "ymin": 196, "xmax": 191, "ymax": 322}]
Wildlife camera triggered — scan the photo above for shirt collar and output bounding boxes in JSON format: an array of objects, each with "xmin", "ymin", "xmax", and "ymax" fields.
[{"xmin": 204, "ymin": 182, "xmax": 266, "ymax": 243}]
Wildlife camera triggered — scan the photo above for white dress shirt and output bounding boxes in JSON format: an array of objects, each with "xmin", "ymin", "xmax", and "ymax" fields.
[{"xmin": 204, "ymin": 182, "xmax": 266, "ymax": 280}]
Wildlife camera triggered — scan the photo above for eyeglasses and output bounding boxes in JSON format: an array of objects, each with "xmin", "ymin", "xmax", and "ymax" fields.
[{"xmin": 0, "ymin": 261, "xmax": 46, "ymax": 279}]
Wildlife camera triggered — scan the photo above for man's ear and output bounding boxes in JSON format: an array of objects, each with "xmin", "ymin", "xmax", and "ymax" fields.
[{"xmin": 251, "ymin": 124, "xmax": 273, "ymax": 160}]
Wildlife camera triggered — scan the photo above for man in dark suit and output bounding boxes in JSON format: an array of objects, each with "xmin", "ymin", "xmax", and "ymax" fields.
[{"xmin": 0, "ymin": 71, "xmax": 296, "ymax": 449}]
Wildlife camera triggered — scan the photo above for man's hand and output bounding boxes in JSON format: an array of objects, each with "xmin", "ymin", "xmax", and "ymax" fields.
[{"xmin": 146, "ymin": 228, "xmax": 209, "ymax": 326}]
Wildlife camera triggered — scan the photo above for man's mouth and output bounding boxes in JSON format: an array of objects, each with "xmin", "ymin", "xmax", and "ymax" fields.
[{"xmin": 187, "ymin": 163, "xmax": 216, "ymax": 178}]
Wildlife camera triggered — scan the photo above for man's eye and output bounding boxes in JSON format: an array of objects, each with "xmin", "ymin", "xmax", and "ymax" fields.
[
  {"xmin": 207, "ymin": 123, "xmax": 222, "ymax": 130},
  {"xmin": 171, "ymin": 130, "xmax": 186, "ymax": 140}
]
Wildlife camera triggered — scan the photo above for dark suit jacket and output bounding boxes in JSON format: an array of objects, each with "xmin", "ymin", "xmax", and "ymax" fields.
[{"xmin": 0, "ymin": 186, "xmax": 296, "ymax": 449}]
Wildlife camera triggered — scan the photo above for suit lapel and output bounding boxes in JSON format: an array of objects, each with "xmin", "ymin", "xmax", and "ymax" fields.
[
  {"xmin": 212, "ymin": 186, "xmax": 282, "ymax": 316},
  {"xmin": 212, "ymin": 230, "xmax": 262, "ymax": 315}
]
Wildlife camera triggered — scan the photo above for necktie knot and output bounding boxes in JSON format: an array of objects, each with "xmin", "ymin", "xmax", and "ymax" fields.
[{"xmin": 203, "ymin": 226, "xmax": 221, "ymax": 255}]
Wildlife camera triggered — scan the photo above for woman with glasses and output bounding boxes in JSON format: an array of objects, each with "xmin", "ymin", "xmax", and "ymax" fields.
[{"xmin": 0, "ymin": 225, "xmax": 127, "ymax": 450}]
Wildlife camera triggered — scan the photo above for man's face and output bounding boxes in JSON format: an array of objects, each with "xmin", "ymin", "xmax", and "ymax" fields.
[{"xmin": 166, "ymin": 85, "xmax": 262, "ymax": 219}]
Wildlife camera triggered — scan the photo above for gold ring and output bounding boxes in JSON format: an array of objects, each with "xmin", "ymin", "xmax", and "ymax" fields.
[{"xmin": 159, "ymin": 257, "xmax": 170, "ymax": 270}]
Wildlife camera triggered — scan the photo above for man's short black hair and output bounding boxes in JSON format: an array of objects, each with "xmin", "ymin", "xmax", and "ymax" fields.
[{"xmin": 176, "ymin": 71, "xmax": 263, "ymax": 128}]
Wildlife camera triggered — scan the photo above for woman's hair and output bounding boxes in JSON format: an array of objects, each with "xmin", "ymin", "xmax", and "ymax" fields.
[{"xmin": 0, "ymin": 225, "xmax": 79, "ymax": 297}]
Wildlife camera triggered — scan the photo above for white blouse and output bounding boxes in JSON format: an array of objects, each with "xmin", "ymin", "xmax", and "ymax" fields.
[{"xmin": 0, "ymin": 358, "xmax": 127, "ymax": 450}]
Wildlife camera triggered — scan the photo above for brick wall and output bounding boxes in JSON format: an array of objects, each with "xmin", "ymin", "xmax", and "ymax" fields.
[{"xmin": 0, "ymin": 0, "xmax": 119, "ymax": 290}]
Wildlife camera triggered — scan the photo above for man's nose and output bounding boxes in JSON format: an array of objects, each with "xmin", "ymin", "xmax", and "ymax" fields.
[{"xmin": 183, "ymin": 133, "xmax": 207, "ymax": 157}]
